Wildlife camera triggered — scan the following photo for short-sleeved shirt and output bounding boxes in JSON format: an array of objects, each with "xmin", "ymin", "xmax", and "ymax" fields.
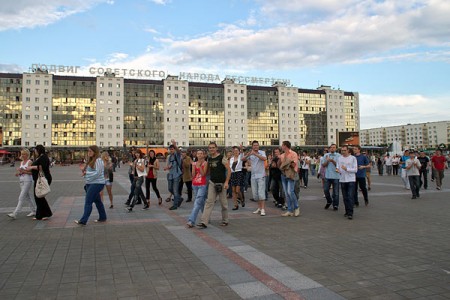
[
  {"xmin": 432, "ymin": 155, "xmax": 446, "ymax": 171},
  {"xmin": 248, "ymin": 150, "xmax": 266, "ymax": 179},
  {"xmin": 323, "ymin": 152, "xmax": 341, "ymax": 180},
  {"xmin": 167, "ymin": 152, "xmax": 182, "ymax": 180},
  {"xmin": 417, "ymin": 156, "xmax": 429, "ymax": 171},
  {"xmin": 354, "ymin": 154, "xmax": 369, "ymax": 178}
]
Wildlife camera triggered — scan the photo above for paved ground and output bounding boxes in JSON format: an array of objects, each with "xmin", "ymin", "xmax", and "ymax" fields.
[{"xmin": 0, "ymin": 162, "xmax": 449, "ymax": 300}]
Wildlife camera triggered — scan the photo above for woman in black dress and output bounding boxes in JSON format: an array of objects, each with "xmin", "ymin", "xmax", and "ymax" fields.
[{"xmin": 27, "ymin": 145, "xmax": 53, "ymax": 220}]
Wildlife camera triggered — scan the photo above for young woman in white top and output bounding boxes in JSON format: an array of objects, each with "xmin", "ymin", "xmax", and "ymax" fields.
[
  {"xmin": 8, "ymin": 149, "xmax": 37, "ymax": 219},
  {"xmin": 229, "ymin": 146, "xmax": 245, "ymax": 210},
  {"xmin": 127, "ymin": 149, "xmax": 148, "ymax": 211}
]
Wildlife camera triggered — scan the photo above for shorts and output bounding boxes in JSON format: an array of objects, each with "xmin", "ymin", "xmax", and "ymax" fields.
[
  {"xmin": 251, "ymin": 177, "xmax": 266, "ymax": 201},
  {"xmin": 105, "ymin": 180, "xmax": 112, "ymax": 186}
]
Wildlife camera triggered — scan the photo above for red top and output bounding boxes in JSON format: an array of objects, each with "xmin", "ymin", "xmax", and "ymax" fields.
[
  {"xmin": 146, "ymin": 168, "xmax": 154, "ymax": 179},
  {"xmin": 192, "ymin": 161, "xmax": 207, "ymax": 186},
  {"xmin": 431, "ymin": 155, "xmax": 446, "ymax": 170}
]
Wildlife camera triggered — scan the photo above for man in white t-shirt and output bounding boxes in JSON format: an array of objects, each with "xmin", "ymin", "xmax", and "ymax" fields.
[{"xmin": 384, "ymin": 154, "xmax": 393, "ymax": 175}]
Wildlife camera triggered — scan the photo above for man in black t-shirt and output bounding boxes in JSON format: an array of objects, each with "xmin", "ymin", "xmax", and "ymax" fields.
[
  {"xmin": 417, "ymin": 151, "xmax": 430, "ymax": 189},
  {"xmin": 197, "ymin": 142, "xmax": 231, "ymax": 228}
]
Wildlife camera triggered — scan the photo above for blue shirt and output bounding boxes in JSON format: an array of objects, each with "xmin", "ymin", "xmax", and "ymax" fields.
[
  {"xmin": 323, "ymin": 152, "xmax": 341, "ymax": 179},
  {"xmin": 354, "ymin": 154, "xmax": 369, "ymax": 178},
  {"xmin": 85, "ymin": 158, "xmax": 105, "ymax": 184},
  {"xmin": 247, "ymin": 150, "xmax": 266, "ymax": 179},
  {"xmin": 167, "ymin": 152, "xmax": 182, "ymax": 180}
]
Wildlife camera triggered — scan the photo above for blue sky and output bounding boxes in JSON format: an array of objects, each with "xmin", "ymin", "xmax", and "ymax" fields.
[{"xmin": 1, "ymin": 0, "xmax": 450, "ymax": 129}]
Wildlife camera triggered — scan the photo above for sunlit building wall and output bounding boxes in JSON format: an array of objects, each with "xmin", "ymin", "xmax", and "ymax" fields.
[
  {"xmin": 51, "ymin": 76, "xmax": 97, "ymax": 147},
  {"xmin": 22, "ymin": 72, "xmax": 52, "ymax": 147},
  {"xmin": 276, "ymin": 84, "xmax": 299, "ymax": 146},
  {"xmin": 164, "ymin": 76, "xmax": 189, "ymax": 147},
  {"xmin": 96, "ymin": 75, "xmax": 124, "ymax": 148},
  {"xmin": 298, "ymin": 89, "xmax": 327, "ymax": 146},
  {"xmin": 247, "ymin": 86, "xmax": 279, "ymax": 146},
  {"xmin": 188, "ymin": 82, "xmax": 225, "ymax": 147},
  {"xmin": 223, "ymin": 79, "xmax": 248, "ymax": 147},
  {"xmin": 0, "ymin": 74, "xmax": 22, "ymax": 146},
  {"xmin": 123, "ymin": 79, "xmax": 164, "ymax": 147}
]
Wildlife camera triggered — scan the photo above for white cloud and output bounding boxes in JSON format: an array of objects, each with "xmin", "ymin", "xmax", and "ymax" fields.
[
  {"xmin": 0, "ymin": 0, "xmax": 109, "ymax": 31},
  {"xmin": 149, "ymin": 0, "xmax": 171, "ymax": 5},
  {"xmin": 360, "ymin": 93, "xmax": 450, "ymax": 129},
  {"xmin": 0, "ymin": 64, "xmax": 25, "ymax": 73},
  {"xmin": 118, "ymin": 0, "xmax": 450, "ymax": 72},
  {"xmin": 144, "ymin": 27, "xmax": 159, "ymax": 34}
]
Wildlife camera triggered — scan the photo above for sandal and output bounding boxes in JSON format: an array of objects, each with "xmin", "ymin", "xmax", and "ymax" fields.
[
  {"xmin": 220, "ymin": 222, "xmax": 228, "ymax": 227},
  {"xmin": 158, "ymin": 198, "xmax": 162, "ymax": 205}
]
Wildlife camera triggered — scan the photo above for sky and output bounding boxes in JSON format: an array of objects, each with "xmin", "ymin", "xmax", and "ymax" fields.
[{"xmin": 1, "ymin": 0, "xmax": 450, "ymax": 129}]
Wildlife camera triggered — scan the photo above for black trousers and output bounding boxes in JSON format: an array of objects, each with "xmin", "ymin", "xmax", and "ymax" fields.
[
  {"xmin": 178, "ymin": 178, "xmax": 193, "ymax": 202},
  {"xmin": 145, "ymin": 177, "xmax": 161, "ymax": 199}
]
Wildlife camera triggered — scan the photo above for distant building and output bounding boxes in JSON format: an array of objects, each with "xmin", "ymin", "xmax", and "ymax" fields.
[
  {"xmin": 0, "ymin": 71, "xmax": 359, "ymax": 149},
  {"xmin": 360, "ymin": 121, "xmax": 450, "ymax": 151}
]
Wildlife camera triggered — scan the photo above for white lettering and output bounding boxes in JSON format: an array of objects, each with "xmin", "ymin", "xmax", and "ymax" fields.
[
  {"xmin": 89, "ymin": 67, "xmax": 96, "ymax": 74},
  {"xmin": 137, "ymin": 70, "xmax": 143, "ymax": 76},
  {"xmin": 129, "ymin": 69, "xmax": 135, "ymax": 76}
]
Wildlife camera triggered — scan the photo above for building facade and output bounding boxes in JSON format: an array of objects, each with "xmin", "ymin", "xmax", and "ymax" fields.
[
  {"xmin": 0, "ymin": 71, "xmax": 360, "ymax": 149},
  {"xmin": 360, "ymin": 121, "xmax": 450, "ymax": 150}
]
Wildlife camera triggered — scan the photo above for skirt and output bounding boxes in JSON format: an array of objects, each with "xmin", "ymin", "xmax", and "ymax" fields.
[{"xmin": 230, "ymin": 171, "xmax": 244, "ymax": 187}]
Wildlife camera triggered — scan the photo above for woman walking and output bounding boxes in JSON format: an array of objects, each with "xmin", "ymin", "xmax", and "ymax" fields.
[
  {"xmin": 127, "ymin": 149, "xmax": 148, "ymax": 211},
  {"xmin": 27, "ymin": 145, "xmax": 52, "ymax": 220},
  {"xmin": 100, "ymin": 151, "xmax": 114, "ymax": 208},
  {"xmin": 75, "ymin": 145, "xmax": 107, "ymax": 225},
  {"xmin": 145, "ymin": 150, "xmax": 163, "ymax": 206},
  {"xmin": 186, "ymin": 149, "xmax": 208, "ymax": 228},
  {"xmin": 8, "ymin": 149, "xmax": 36, "ymax": 219}
]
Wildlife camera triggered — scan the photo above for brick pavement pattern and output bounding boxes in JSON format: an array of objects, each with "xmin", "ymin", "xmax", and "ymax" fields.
[{"xmin": 0, "ymin": 163, "xmax": 450, "ymax": 299}]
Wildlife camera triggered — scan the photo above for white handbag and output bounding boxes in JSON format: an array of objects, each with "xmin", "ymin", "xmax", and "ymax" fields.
[{"xmin": 35, "ymin": 171, "xmax": 51, "ymax": 198}]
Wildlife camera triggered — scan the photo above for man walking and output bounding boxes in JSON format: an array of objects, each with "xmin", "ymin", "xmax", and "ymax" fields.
[
  {"xmin": 417, "ymin": 151, "xmax": 430, "ymax": 190},
  {"xmin": 322, "ymin": 144, "xmax": 341, "ymax": 210},
  {"xmin": 337, "ymin": 146, "xmax": 358, "ymax": 220},
  {"xmin": 353, "ymin": 145, "xmax": 370, "ymax": 206},
  {"xmin": 406, "ymin": 151, "xmax": 422, "ymax": 199},
  {"xmin": 431, "ymin": 149, "xmax": 448, "ymax": 190},
  {"xmin": 400, "ymin": 150, "xmax": 411, "ymax": 190},
  {"xmin": 243, "ymin": 141, "xmax": 267, "ymax": 216},
  {"xmin": 197, "ymin": 142, "xmax": 231, "ymax": 228},
  {"xmin": 300, "ymin": 150, "xmax": 311, "ymax": 188},
  {"xmin": 165, "ymin": 140, "xmax": 183, "ymax": 210}
]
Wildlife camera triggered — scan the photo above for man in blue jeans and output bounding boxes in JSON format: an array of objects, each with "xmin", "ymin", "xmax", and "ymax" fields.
[
  {"xmin": 353, "ymin": 145, "xmax": 370, "ymax": 206},
  {"xmin": 165, "ymin": 140, "xmax": 182, "ymax": 210},
  {"xmin": 322, "ymin": 144, "xmax": 341, "ymax": 210}
]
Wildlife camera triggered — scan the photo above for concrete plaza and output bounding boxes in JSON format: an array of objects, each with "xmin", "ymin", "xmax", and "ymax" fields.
[{"xmin": 0, "ymin": 162, "xmax": 449, "ymax": 299}]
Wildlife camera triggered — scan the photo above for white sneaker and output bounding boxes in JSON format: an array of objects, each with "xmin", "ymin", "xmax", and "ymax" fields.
[
  {"xmin": 253, "ymin": 208, "xmax": 261, "ymax": 214},
  {"xmin": 294, "ymin": 208, "xmax": 300, "ymax": 217},
  {"xmin": 7, "ymin": 213, "xmax": 16, "ymax": 219},
  {"xmin": 260, "ymin": 209, "xmax": 266, "ymax": 216},
  {"xmin": 282, "ymin": 211, "xmax": 293, "ymax": 217},
  {"xmin": 27, "ymin": 212, "xmax": 35, "ymax": 217}
]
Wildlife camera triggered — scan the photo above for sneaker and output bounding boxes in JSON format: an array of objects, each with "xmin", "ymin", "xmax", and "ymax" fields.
[
  {"xmin": 7, "ymin": 213, "xmax": 16, "ymax": 219},
  {"xmin": 142, "ymin": 205, "xmax": 149, "ymax": 210},
  {"xmin": 324, "ymin": 203, "xmax": 331, "ymax": 210},
  {"xmin": 74, "ymin": 220, "xmax": 86, "ymax": 225},
  {"xmin": 126, "ymin": 207, "xmax": 133, "ymax": 212},
  {"xmin": 282, "ymin": 205, "xmax": 287, "ymax": 211},
  {"xmin": 282, "ymin": 212, "xmax": 293, "ymax": 217},
  {"xmin": 196, "ymin": 223, "xmax": 207, "ymax": 229},
  {"xmin": 437, "ymin": 186, "xmax": 441, "ymax": 190},
  {"xmin": 26, "ymin": 212, "xmax": 35, "ymax": 217},
  {"xmin": 294, "ymin": 208, "xmax": 300, "ymax": 217},
  {"xmin": 347, "ymin": 215, "xmax": 353, "ymax": 220},
  {"xmin": 169, "ymin": 206, "xmax": 177, "ymax": 210},
  {"xmin": 253, "ymin": 208, "xmax": 261, "ymax": 214},
  {"xmin": 260, "ymin": 209, "xmax": 266, "ymax": 216}
]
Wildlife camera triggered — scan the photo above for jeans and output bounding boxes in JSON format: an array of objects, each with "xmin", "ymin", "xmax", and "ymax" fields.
[
  {"xmin": 386, "ymin": 165, "xmax": 392, "ymax": 175},
  {"xmin": 341, "ymin": 182, "xmax": 355, "ymax": 216},
  {"xmin": 408, "ymin": 175, "xmax": 420, "ymax": 197},
  {"xmin": 301, "ymin": 169, "xmax": 309, "ymax": 187},
  {"xmin": 281, "ymin": 175, "xmax": 298, "ymax": 213},
  {"xmin": 130, "ymin": 176, "xmax": 145, "ymax": 207},
  {"xmin": 419, "ymin": 169, "xmax": 428, "ymax": 189},
  {"xmin": 79, "ymin": 183, "xmax": 106, "ymax": 224},
  {"xmin": 168, "ymin": 175, "xmax": 182, "ymax": 207},
  {"xmin": 13, "ymin": 180, "xmax": 36, "ymax": 216},
  {"xmin": 188, "ymin": 185, "xmax": 207, "ymax": 224},
  {"xmin": 145, "ymin": 177, "xmax": 161, "ymax": 199},
  {"xmin": 270, "ymin": 178, "xmax": 284, "ymax": 205},
  {"xmin": 354, "ymin": 177, "xmax": 368, "ymax": 205},
  {"xmin": 401, "ymin": 168, "xmax": 410, "ymax": 189},
  {"xmin": 324, "ymin": 178, "xmax": 340, "ymax": 208}
]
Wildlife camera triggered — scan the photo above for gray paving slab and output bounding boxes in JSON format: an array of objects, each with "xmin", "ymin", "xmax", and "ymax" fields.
[{"xmin": 1, "ymin": 164, "xmax": 450, "ymax": 299}]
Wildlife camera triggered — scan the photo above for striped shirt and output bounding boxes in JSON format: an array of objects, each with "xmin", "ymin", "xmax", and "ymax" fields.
[{"xmin": 84, "ymin": 158, "xmax": 105, "ymax": 184}]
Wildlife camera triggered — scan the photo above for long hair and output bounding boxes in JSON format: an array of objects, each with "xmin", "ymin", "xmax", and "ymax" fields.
[
  {"xmin": 35, "ymin": 144, "xmax": 46, "ymax": 157},
  {"xmin": 88, "ymin": 145, "xmax": 100, "ymax": 169}
]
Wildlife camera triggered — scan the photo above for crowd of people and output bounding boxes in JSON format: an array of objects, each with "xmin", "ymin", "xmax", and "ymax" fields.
[{"xmin": 6, "ymin": 142, "xmax": 448, "ymax": 227}]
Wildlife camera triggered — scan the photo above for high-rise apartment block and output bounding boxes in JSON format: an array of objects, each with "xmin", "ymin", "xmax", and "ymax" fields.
[{"xmin": 0, "ymin": 71, "xmax": 360, "ymax": 149}]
